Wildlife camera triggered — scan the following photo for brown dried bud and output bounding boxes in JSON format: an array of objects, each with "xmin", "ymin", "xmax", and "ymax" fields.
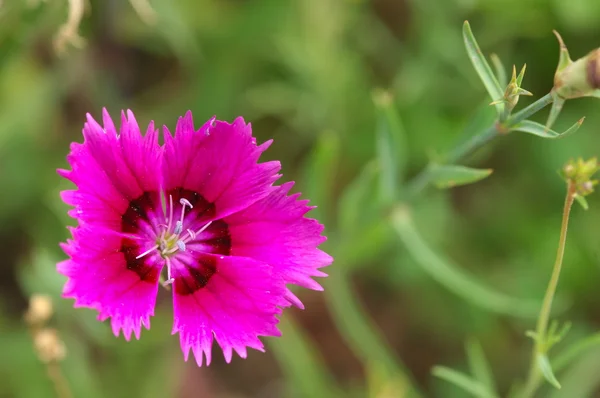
[
  {"xmin": 24, "ymin": 294, "xmax": 53, "ymax": 326},
  {"xmin": 34, "ymin": 328, "xmax": 66, "ymax": 363}
]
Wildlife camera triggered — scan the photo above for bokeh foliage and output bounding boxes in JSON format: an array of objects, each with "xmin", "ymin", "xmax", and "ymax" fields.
[{"xmin": 2, "ymin": 0, "xmax": 600, "ymax": 397}]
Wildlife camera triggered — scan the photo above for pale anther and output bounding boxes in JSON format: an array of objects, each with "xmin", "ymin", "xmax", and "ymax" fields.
[
  {"xmin": 180, "ymin": 198, "xmax": 193, "ymax": 209},
  {"xmin": 177, "ymin": 240, "xmax": 186, "ymax": 251},
  {"xmin": 174, "ymin": 220, "xmax": 183, "ymax": 235}
]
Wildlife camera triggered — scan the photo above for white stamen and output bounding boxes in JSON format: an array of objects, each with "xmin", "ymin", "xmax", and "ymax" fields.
[
  {"xmin": 136, "ymin": 244, "xmax": 159, "ymax": 259},
  {"xmin": 176, "ymin": 240, "xmax": 186, "ymax": 251},
  {"xmin": 181, "ymin": 220, "xmax": 213, "ymax": 244},
  {"xmin": 163, "ymin": 257, "xmax": 174, "ymax": 286}
]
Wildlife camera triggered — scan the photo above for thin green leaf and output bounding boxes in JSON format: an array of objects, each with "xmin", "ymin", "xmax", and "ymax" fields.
[
  {"xmin": 546, "ymin": 95, "xmax": 566, "ymax": 131},
  {"xmin": 511, "ymin": 118, "xmax": 584, "ymax": 139},
  {"xmin": 538, "ymin": 354, "xmax": 561, "ymax": 389},
  {"xmin": 430, "ymin": 164, "xmax": 493, "ymax": 189},
  {"xmin": 463, "ymin": 21, "xmax": 504, "ymax": 115},
  {"xmin": 432, "ymin": 366, "xmax": 495, "ymax": 398},
  {"xmin": 373, "ymin": 89, "xmax": 407, "ymax": 203},
  {"xmin": 391, "ymin": 207, "xmax": 540, "ymax": 318},
  {"xmin": 490, "ymin": 53, "xmax": 507, "ymax": 88},
  {"xmin": 303, "ymin": 131, "xmax": 340, "ymax": 225},
  {"xmin": 466, "ymin": 339, "xmax": 498, "ymax": 396}
]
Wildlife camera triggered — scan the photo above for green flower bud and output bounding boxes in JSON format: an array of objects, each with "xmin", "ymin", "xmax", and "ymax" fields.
[{"xmin": 562, "ymin": 158, "xmax": 600, "ymax": 197}]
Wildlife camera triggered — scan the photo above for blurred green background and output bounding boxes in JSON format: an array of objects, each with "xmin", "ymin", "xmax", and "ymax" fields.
[{"xmin": 2, "ymin": 0, "xmax": 600, "ymax": 397}]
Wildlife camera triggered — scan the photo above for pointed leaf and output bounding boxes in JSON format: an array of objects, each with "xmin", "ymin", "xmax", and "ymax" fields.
[
  {"xmin": 432, "ymin": 366, "xmax": 495, "ymax": 398},
  {"xmin": 511, "ymin": 118, "xmax": 584, "ymax": 139},
  {"xmin": 466, "ymin": 339, "xmax": 498, "ymax": 396},
  {"xmin": 490, "ymin": 53, "xmax": 507, "ymax": 88},
  {"xmin": 430, "ymin": 164, "xmax": 493, "ymax": 189},
  {"xmin": 575, "ymin": 195, "xmax": 589, "ymax": 210},
  {"xmin": 516, "ymin": 64, "xmax": 527, "ymax": 86},
  {"xmin": 391, "ymin": 207, "xmax": 540, "ymax": 318},
  {"xmin": 463, "ymin": 21, "xmax": 504, "ymax": 115},
  {"xmin": 538, "ymin": 354, "xmax": 561, "ymax": 389},
  {"xmin": 373, "ymin": 89, "xmax": 407, "ymax": 203}
]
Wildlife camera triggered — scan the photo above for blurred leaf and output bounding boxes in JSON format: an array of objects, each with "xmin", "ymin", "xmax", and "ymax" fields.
[
  {"xmin": 324, "ymin": 266, "xmax": 423, "ymax": 398},
  {"xmin": 337, "ymin": 161, "xmax": 394, "ymax": 269},
  {"xmin": 466, "ymin": 339, "xmax": 498, "ymax": 396},
  {"xmin": 462, "ymin": 21, "xmax": 504, "ymax": 115},
  {"xmin": 490, "ymin": 53, "xmax": 508, "ymax": 88},
  {"xmin": 367, "ymin": 361, "xmax": 410, "ymax": 398},
  {"xmin": 553, "ymin": 333, "xmax": 600, "ymax": 372},
  {"xmin": 574, "ymin": 195, "xmax": 589, "ymax": 210},
  {"xmin": 373, "ymin": 89, "xmax": 407, "ymax": 202},
  {"xmin": 391, "ymin": 206, "xmax": 540, "ymax": 318},
  {"xmin": 302, "ymin": 131, "xmax": 340, "ymax": 225},
  {"xmin": 430, "ymin": 164, "xmax": 493, "ymax": 189},
  {"xmin": 538, "ymin": 354, "xmax": 561, "ymax": 389},
  {"xmin": 550, "ymin": 345, "xmax": 600, "ymax": 398},
  {"xmin": 511, "ymin": 118, "xmax": 585, "ymax": 139},
  {"xmin": 432, "ymin": 366, "xmax": 495, "ymax": 398},
  {"xmin": 269, "ymin": 316, "xmax": 342, "ymax": 398}
]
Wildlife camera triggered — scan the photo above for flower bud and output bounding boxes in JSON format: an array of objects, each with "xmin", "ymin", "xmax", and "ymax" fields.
[
  {"xmin": 563, "ymin": 158, "xmax": 600, "ymax": 197},
  {"xmin": 553, "ymin": 31, "xmax": 600, "ymax": 99}
]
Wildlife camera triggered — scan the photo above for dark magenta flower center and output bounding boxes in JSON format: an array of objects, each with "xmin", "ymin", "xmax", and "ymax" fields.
[{"xmin": 120, "ymin": 188, "xmax": 231, "ymax": 295}]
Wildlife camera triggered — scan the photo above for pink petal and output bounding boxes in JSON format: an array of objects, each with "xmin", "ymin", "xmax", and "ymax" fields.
[
  {"xmin": 162, "ymin": 113, "xmax": 281, "ymax": 220},
  {"xmin": 226, "ymin": 182, "xmax": 332, "ymax": 305},
  {"xmin": 59, "ymin": 226, "xmax": 161, "ymax": 340},
  {"xmin": 171, "ymin": 254, "xmax": 287, "ymax": 366}
]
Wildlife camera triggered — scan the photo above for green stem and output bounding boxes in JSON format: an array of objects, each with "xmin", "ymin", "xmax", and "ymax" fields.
[
  {"xmin": 520, "ymin": 180, "xmax": 577, "ymax": 398},
  {"xmin": 405, "ymin": 93, "xmax": 554, "ymax": 199}
]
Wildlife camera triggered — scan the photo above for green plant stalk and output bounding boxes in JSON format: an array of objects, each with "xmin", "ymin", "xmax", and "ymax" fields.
[
  {"xmin": 406, "ymin": 93, "xmax": 554, "ymax": 198},
  {"xmin": 520, "ymin": 180, "xmax": 577, "ymax": 398}
]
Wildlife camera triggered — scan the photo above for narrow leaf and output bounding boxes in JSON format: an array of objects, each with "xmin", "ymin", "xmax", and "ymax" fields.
[
  {"xmin": 432, "ymin": 366, "xmax": 495, "ymax": 398},
  {"xmin": 511, "ymin": 118, "xmax": 584, "ymax": 139},
  {"xmin": 430, "ymin": 164, "xmax": 493, "ymax": 189},
  {"xmin": 303, "ymin": 131, "xmax": 340, "ymax": 225},
  {"xmin": 466, "ymin": 339, "xmax": 498, "ymax": 396},
  {"xmin": 538, "ymin": 354, "xmax": 561, "ymax": 389},
  {"xmin": 546, "ymin": 95, "xmax": 566, "ymax": 131},
  {"xmin": 490, "ymin": 53, "xmax": 507, "ymax": 88},
  {"xmin": 391, "ymin": 207, "xmax": 540, "ymax": 318},
  {"xmin": 373, "ymin": 89, "xmax": 407, "ymax": 203},
  {"xmin": 463, "ymin": 21, "xmax": 504, "ymax": 115}
]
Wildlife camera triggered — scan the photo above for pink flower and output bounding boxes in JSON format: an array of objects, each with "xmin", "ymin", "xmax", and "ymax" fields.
[{"xmin": 58, "ymin": 109, "xmax": 332, "ymax": 365}]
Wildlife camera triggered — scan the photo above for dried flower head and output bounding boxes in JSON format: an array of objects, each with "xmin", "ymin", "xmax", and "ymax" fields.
[
  {"xmin": 58, "ymin": 109, "xmax": 332, "ymax": 365},
  {"xmin": 34, "ymin": 328, "xmax": 66, "ymax": 363}
]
